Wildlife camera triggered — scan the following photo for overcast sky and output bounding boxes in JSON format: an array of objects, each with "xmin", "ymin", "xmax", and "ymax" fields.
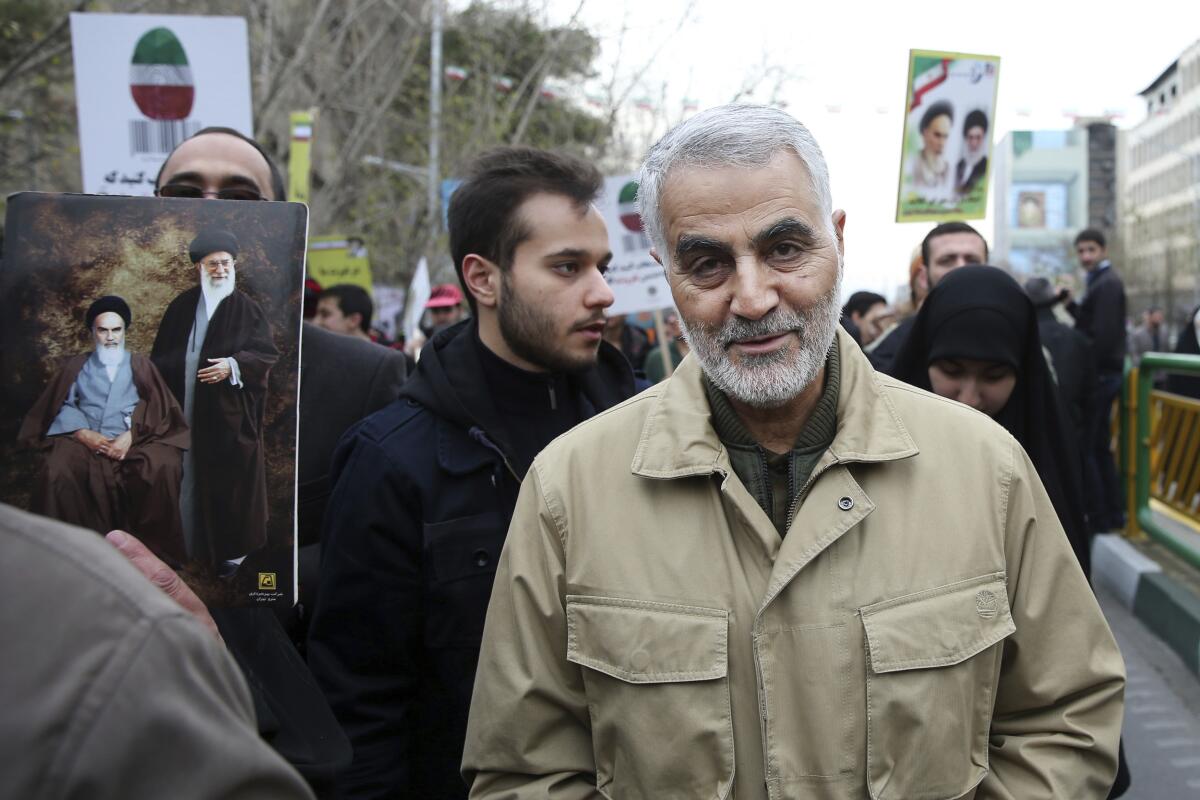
[{"xmin": 527, "ymin": 0, "xmax": 1200, "ymax": 301}]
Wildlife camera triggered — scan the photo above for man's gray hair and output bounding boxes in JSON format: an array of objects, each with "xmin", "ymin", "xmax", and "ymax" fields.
[{"xmin": 637, "ymin": 104, "xmax": 833, "ymax": 263}]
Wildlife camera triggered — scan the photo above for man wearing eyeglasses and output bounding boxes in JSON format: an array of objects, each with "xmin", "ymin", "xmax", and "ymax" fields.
[{"xmin": 151, "ymin": 228, "xmax": 279, "ymax": 576}]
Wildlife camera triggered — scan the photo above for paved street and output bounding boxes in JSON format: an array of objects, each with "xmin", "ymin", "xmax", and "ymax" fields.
[{"xmin": 1099, "ymin": 586, "xmax": 1200, "ymax": 798}]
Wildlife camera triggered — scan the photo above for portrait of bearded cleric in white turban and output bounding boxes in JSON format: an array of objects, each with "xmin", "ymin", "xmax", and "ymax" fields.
[
  {"xmin": 151, "ymin": 229, "xmax": 280, "ymax": 577},
  {"xmin": 18, "ymin": 295, "xmax": 190, "ymax": 564}
]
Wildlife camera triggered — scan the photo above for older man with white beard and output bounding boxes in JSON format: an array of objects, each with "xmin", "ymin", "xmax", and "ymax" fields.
[
  {"xmin": 19, "ymin": 296, "xmax": 189, "ymax": 563},
  {"xmin": 152, "ymin": 229, "xmax": 279, "ymax": 575},
  {"xmin": 462, "ymin": 104, "xmax": 1125, "ymax": 800}
]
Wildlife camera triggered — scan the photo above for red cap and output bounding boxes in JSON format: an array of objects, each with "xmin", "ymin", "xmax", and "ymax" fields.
[{"xmin": 425, "ymin": 283, "xmax": 464, "ymax": 308}]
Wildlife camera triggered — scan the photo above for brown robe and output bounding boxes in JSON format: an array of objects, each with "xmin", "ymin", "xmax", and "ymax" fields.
[
  {"xmin": 151, "ymin": 286, "xmax": 279, "ymax": 565},
  {"xmin": 17, "ymin": 353, "xmax": 190, "ymax": 564}
]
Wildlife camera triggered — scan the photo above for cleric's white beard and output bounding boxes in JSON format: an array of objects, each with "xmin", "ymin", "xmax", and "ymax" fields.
[
  {"xmin": 201, "ymin": 265, "xmax": 236, "ymax": 314},
  {"xmin": 680, "ymin": 270, "xmax": 843, "ymax": 409},
  {"xmin": 96, "ymin": 342, "xmax": 126, "ymax": 367}
]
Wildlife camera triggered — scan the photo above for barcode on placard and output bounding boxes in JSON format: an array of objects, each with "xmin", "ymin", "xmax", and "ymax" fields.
[
  {"xmin": 129, "ymin": 119, "xmax": 202, "ymax": 155},
  {"xmin": 622, "ymin": 232, "xmax": 651, "ymax": 253}
]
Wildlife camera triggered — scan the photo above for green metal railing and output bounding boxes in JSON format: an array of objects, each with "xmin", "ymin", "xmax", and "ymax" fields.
[{"xmin": 1129, "ymin": 353, "xmax": 1200, "ymax": 570}]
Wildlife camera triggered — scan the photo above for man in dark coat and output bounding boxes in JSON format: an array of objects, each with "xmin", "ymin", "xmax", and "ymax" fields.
[
  {"xmin": 306, "ymin": 147, "xmax": 637, "ymax": 799},
  {"xmin": 1024, "ymin": 277, "xmax": 1096, "ymax": 455},
  {"xmin": 19, "ymin": 296, "xmax": 189, "ymax": 563},
  {"xmin": 1065, "ymin": 227, "xmax": 1127, "ymax": 532},
  {"xmin": 151, "ymin": 229, "xmax": 279, "ymax": 573},
  {"xmin": 146, "ymin": 126, "xmax": 405, "ymax": 795},
  {"xmin": 870, "ymin": 221, "xmax": 988, "ymax": 373}
]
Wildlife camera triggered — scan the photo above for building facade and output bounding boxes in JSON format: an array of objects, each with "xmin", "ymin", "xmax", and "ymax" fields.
[
  {"xmin": 992, "ymin": 122, "xmax": 1116, "ymax": 280},
  {"xmin": 1123, "ymin": 39, "xmax": 1200, "ymax": 321}
]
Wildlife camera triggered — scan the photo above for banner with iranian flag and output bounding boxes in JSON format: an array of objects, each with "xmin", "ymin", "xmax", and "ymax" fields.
[
  {"xmin": 596, "ymin": 175, "xmax": 673, "ymax": 316},
  {"xmin": 70, "ymin": 13, "xmax": 253, "ymax": 196},
  {"xmin": 895, "ymin": 49, "xmax": 1000, "ymax": 223}
]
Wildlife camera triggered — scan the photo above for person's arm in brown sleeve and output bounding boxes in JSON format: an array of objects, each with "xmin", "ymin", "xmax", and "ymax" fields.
[
  {"xmin": 462, "ymin": 461, "xmax": 604, "ymax": 800},
  {"xmin": 52, "ymin": 607, "xmax": 315, "ymax": 799},
  {"xmin": 980, "ymin": 439, "xmax": 1125, "ymax": 799}
]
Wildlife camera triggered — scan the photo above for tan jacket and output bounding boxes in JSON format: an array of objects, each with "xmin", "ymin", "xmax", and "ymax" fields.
[{"xmin": 463, "ymin": 329, "xmax": 1125, "ymax": 800}]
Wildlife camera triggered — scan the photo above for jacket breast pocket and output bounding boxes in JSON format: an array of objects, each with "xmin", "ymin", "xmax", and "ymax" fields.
[
  {"xmin": 566, "ymin": 595, "xmax": 734, "ymax": 800},
  {"xmin": 860, "ymin": 573, "xmax": 1015, "ymax": 800},
  {"xmin": 423, "ymin": 511, "xmax": 507, "ymax": 648}
]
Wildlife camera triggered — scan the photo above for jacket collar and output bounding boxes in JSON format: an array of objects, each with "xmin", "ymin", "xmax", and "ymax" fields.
[{"xmin": 631, "ymin": 327, "xmax": 917, "ymax": 479}]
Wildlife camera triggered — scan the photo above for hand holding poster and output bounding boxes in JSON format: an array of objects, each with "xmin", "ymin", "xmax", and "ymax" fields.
[{"xmin": 895, "ymin": 50, "xmax": 1000, "ymax": 223}]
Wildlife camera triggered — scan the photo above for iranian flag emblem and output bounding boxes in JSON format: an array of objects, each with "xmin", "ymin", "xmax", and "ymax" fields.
[
  {"xmin": 618, "ymin": 181, "xmax": 642, "ymax": 232},
  {"xmin": 130, "ymin": 27, "xmax": 194, "ymax": 120}
]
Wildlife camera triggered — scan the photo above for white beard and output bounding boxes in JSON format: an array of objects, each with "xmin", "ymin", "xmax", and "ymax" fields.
[
  {"xmin": 96, "ymin": 342, "xmax": 126, "ymax": 367},
  {"xmin": 680, "ymin": 269, "xmax": 843, "ymax": 409},
  {"xmin": 201, "ymin": 265, "xmax": 236, "ymax": 318}
]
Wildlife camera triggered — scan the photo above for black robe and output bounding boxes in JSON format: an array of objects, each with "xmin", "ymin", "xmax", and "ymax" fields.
[
  {"xmin": 151, "ymin": 287, "xmax": 279, "ymax": 565},
  {"xmin": 17, "ymin": 353, "xmax": 190, "ymax": 564}
]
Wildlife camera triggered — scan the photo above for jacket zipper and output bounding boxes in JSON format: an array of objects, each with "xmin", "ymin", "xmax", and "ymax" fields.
[
  {"xmin": 752, "ymin": 459, "xmax": 839, "ymax": 797},
  {"xmin": 468, "ymin": 426, "xmax": 521, "ymax": 483},
  {"xmin": 752, "ymin": 634, "xmax": 772, "ymax": 797},
  {"xmin": 784, "ymin": 456, "xmax": 838, "ymax": 536}
]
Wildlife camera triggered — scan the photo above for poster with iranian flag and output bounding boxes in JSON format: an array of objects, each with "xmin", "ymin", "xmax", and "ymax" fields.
[
  {"xmin": 895, "ymin": 49, "xmax": 1000, "ymax": 223},
  {"xmin": 596, "ymin": 175, "xmax": 673, "ymax": 316},
  {"xmin": 70, "ymin": 13, "xmax": 253, "ymax": 196}
]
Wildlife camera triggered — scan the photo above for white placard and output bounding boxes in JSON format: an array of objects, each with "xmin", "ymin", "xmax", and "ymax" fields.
[
  {"xmin": 69, "ymin": 12, "xmax": 253, "ymax": 196},
  {"xmin": 596, "ymin": 175, "xmax": 673, "ymax": 316}
]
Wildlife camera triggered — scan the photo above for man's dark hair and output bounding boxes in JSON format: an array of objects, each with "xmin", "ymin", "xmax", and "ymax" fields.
[
  {"xmin": 919, "ymin": 101, "xmax": 954, "ymax": 133},
  {"xmin": 321, "ymin": 284, "xmax": 373, "ymax": 333},
  {"xmin": 842, "ymin": 291, "xmax": 887, "ymax": 319},
  {"xmin": 155, "ymin": 126, "xmax": 287, "ymax": 202},
  {"xmin": 920, "ymin": 221, "xmax": 988, "ymax": 267},
  {"xmin": 1074, "ymin": 228, "xmax": 1107, "ymax": 249},
  {"xmin": 963, "ymin": 109, "xmax": 988, "ymax": 134},
  {"xmin": 448, "ymin": 147, "xmax": 603, "ymax": 313}
]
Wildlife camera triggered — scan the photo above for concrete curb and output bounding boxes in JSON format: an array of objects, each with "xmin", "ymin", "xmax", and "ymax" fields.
[{"xmin": 1093, "ymin": 534, "xmax": 1200, "ymax": 676}]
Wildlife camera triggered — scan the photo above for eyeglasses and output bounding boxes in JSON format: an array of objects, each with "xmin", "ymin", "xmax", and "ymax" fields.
[
  {"xmin": 157, "ymin": 184, "xmax": 266, "ymax": 202},
  {"xmin": 201, "ymin": 258, "xmax": 234, "ymax": 271}
]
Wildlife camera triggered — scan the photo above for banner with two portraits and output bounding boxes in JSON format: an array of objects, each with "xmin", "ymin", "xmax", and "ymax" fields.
[
  {"xmin": 0, "ymin": 193, "xmax": 306, "ymax": 606},
  {"xmin": 895, "ymin": 50, "xmax": 1000, "ymax": 223}
]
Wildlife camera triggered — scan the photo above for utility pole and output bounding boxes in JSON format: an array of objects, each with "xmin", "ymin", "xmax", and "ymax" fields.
[{"xmin": 427, "ymin": 0, "xmax": 443, "ymax": 251}]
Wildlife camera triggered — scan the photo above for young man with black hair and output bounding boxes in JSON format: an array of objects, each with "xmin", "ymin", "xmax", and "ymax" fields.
[
  {"xmin": 1066, "ymin": 227, "xmax": 1127, "ymax": 532},
  {"xmin": 306, "ymin": 146, "xmax": 636, "ymax": 799},
  {"xmin": 870, "ymin": 221, "xmax": 988, "ymax": 372},
  {"xmin": 315, "ymin": 284, "xmax": 375, "ymax": 343}
]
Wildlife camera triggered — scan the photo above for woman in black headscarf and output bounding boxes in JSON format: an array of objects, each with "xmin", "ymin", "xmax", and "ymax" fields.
[
  {"xmin": 890, "ymin": 265, "xmax": 1091, "ymax": 575},
  {"xmin": 1167, "ymin": 305, "xmax": 1200, "ymax": 399},
  {"xmin": 892, "ymin": 265, "xmax": 1130, "ymax": 799}
]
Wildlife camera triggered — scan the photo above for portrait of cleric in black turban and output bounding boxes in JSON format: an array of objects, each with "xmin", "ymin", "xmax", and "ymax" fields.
[{"xmin": 0, "ymin": 193, "xmax": 306, "ymax": 606}]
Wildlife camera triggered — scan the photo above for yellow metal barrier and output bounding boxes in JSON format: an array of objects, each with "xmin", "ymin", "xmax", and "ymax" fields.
[
  {"xmin": 1122, "ymin": 367, "xmax": 1141, "ymax": 539},
  {"xmin": 1147, "ymin": 389, "xmax": 1200, "ymax": 521},
  {"xmin": 1128, "ymin": 353, "xmax": 1200, "ymax": 569}
]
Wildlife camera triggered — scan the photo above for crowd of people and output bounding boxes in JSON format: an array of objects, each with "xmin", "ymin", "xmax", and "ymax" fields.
[{"xmin": 12, "ymin": 97, "xmax": 1200, "ymax": 798}]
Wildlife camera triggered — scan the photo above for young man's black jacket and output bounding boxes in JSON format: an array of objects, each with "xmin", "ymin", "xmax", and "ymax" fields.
[
  {"xmin": 1068, "ymin": 263, "xmax": 1127, "ymax": 374},
  {"xmin": 306, "ymin": 318, "xmax": 635, "ymax": 799}
]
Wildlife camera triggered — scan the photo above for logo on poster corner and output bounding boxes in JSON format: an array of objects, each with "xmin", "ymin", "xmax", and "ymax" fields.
[
  {"xmin": 258, "ymin": 572, "xmax": 278, "ymax": 591},
  {"xmin": 130, "ymin": 27, "xmax": 195, "ymax": 120}
]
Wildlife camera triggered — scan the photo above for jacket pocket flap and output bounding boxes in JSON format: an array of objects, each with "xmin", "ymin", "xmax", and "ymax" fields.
[
  {"xmin": 424, "ymin": 512, "xmax": 507, "ymax": 583},
  {"xmin": 861, "ymin": 573, "xmax": 1015, "ymax": 674},
  {"xmin": 565, "ymin": 595, "xmax": 728, "ymax": 683}
]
